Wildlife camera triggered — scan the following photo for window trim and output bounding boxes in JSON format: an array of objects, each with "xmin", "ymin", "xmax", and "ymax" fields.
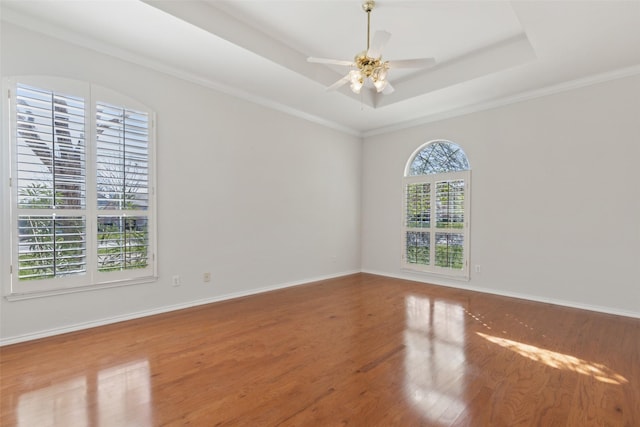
[
  {"xmin": 401, "ymin": 141, "xmax": 471, "ymax": 280},
  {"xmin": 3, "ymin": 76, "xmax": 157, "ymax": 299}
]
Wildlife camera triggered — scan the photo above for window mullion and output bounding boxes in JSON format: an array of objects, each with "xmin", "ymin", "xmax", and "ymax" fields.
[
  {"xmin": 427, "ymin": 175, "xmax": 436, "ymax": 268},
  {"xmin": 86, "ymin": 93, "xmax": 98, "ymax": 282}
]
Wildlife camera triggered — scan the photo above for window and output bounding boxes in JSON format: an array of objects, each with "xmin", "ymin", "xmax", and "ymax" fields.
[
  {"xmin": 402, "ymin": 140, "xmax": 470, "ymax": 278},
  {"xmin": 4, "ymin": 77, "xmax": 156, "ymax": 296}
]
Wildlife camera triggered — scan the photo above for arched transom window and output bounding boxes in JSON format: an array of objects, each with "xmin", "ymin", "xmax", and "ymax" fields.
[{"xmin": 402, "ymin": 140, "xmax": 470, "ymax": 278}]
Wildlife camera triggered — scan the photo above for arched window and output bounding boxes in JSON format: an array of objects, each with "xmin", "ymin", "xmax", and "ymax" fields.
[{"xmin": 402, "ymin": 140, "xmax": 470, "ymax": 278}]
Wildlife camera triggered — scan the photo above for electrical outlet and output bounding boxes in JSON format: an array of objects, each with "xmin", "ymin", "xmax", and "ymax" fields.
[
  {"xmin": 475, "ymin": 265, "xmax": 481, "ymax": 273},
  {"xmin": 172, "ymin": 275, "xmax": 181, "ymax": 287},
  {"xmin": 203, "ymin": 272, "xmax": 211, "ymax": 283}
]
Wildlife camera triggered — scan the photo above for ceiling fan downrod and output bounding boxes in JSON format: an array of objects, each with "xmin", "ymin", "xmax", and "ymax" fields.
[{"xmin": 362, "ymin": 0, "xmax": 376, "ymax": 51}]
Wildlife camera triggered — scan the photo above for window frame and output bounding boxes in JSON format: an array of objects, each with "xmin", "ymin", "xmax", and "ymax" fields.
[
  {"xmin": 401, "ymin": 141, "xmax": 470, "ymax": 280},
  {"xmin": 3, "ymin": 76, "xmax": 157, "ymax": 299}
]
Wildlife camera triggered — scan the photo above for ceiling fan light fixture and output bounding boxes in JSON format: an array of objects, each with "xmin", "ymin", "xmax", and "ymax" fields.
[
  {"xmin": 349, "ymin": 70, "xmax": 364, "ymax": 93},
  {"xmin": 350, "ymin": 80, "xmax": 364, "ymax": 93},
  {"xmin": 350, "ymin": 83, "xmax": 363, "ymax": 94},
  {"xmin": 373, "ymin": 78, "xmax": 387, "ymax": 93},
  {"xmin": 349, "ymin": 69, "xmax": 362, "ymax": 82},
  {"xmin": 371, "ymin": 64, "xmax": 387, "ymax": 80},
  {"xmin": 370, "ymin": 63, "xmax": 388, "ymax": 92}
]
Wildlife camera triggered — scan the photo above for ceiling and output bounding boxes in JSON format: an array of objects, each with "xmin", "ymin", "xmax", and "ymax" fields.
[{"xmin": 2, "ymin": 0, "xmax": 640, "ymax": 136}]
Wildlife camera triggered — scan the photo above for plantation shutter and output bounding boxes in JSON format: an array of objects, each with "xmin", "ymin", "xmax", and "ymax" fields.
[
  {"xmin": 403, "ymin": 174, "xmax": 469, "ymax": 275},
  {"xmin": 15, "ymin": 83, "xmax": 87, "ymax": 280},
  {"xmin": 434, "ymin": 179, "xmax": 465, "ymax": 269},
  {"xmin": 405, "ymin": 183, "xmax": 431, "ymax": 266},
  {"xmin": 96, "ymin": 102, "xmax": 151, "ymax": 272}
]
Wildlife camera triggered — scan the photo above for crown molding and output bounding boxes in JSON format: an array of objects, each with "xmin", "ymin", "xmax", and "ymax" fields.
[
  {"xmin": 1, "ymin": 9, "xmax": 362, "ymax": 137},
  {"xmin": 362, "ymin": 64, "xmax": 640, "ymax": 138}
]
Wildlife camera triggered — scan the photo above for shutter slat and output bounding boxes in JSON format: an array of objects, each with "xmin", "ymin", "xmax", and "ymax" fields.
[
  {"xmin": 17, "ymin": 215, "xmax": 87, "ymax": 279},
  {"xmin": 435, "ymin": 180, "xmax": 465, "ymax": 229},
  {"xmin": 97, "ymin": 215, "xmax": 149, "ymax": 272},
  {"xmin": 96, "ymin": 102, "xmax": 149, "ymax": 212},
  {"xmin": 16, "ymin": 84, "xmax": 86, "ymax": 212},
  {"xmin": 405, "ymin": 183, "xmax": 431, "ymax": 228}
]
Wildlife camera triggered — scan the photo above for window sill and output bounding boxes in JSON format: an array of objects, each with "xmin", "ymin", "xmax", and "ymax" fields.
[{"xmin": 401, "ymin": 265, "xmax": 470, "ymax": 282}]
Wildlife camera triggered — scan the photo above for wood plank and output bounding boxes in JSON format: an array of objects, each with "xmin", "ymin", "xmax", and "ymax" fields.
[{"xmin": 1, "ymin": 273, "xmax": 639, "ymax": 426}]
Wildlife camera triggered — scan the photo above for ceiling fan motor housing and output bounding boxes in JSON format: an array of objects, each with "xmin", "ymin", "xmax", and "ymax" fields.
[{"xmin": 355, "ymin": 52, "xmax": 387, "ymax": 79}]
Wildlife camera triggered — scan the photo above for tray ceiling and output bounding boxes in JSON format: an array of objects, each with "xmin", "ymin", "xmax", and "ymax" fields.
[{"xmin": 2, "ymin": 0, "xmax": 639, "ymax": 135}]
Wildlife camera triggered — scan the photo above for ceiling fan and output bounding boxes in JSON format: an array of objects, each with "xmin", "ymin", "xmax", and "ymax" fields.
[{"xmin": 307, "ymin": 0, "xmax": 436, "ymax": 95}]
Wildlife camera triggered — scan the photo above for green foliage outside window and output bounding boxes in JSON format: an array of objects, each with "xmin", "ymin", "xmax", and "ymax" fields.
[{"xmin": 18, "ymin": 184, "xmax": 148, "ymax": 280}]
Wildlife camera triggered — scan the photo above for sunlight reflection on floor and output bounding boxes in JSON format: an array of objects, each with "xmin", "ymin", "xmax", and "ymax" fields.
[
  {"xmin": 477, "ymin": 332, "xmax": 628, "ymax": 385},
  {"xmin": 17, "ymin": 359, "xmax": 153, "ymax": 427},
  {"xmin": 404, "ymin": 295, "xmax": 468, "ymax": 424},
  {"xmin": 18, "ymin": 376, "xmax": 88, "ymax": 427}
]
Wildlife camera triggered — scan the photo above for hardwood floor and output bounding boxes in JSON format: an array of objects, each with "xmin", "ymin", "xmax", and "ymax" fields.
[{"xmin": 1, "ymin": 273, "xmax": 639, "ymax": 426}]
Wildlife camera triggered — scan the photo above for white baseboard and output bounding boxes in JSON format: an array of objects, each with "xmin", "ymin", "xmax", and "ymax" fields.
[
  {"xmin": 361, "ymin": 269, "xmax": 640, "ymax": 319},
  {"xmin": 0, "ymin": 270, "xmax": 360, "ymax": 346},
  {"xmin": 3, "ymin": 268, "xmax": 636, "ymax": 346}
]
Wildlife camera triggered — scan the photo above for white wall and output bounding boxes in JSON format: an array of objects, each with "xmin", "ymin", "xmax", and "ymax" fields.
[
  {"xmin": 0, "ymin": 23, "xmax": 362, "ymax": 343},
  {"xmin": 362, "ymin": 74, "xmax": 640, "ymax": 317},
  {"xmin": 2, "ymin": 21, "xmax": 639, "ymax": 345}
]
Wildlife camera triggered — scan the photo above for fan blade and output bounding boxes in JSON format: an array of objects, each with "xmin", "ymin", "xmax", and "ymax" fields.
[
  {"xmin": 326, "ymin": 73, "xmax": 351, "ymax": 91},
  {"xmin": 387, "ymin": 58, "xmax": 436, "ymax": 69},
  {"xmin": 307, "ymin": 57, "xmax": 355, "ymax": 67},
  {"xmin": 382, "ymin": 82, "xmax": 395, "ymax": 95},
  {"xmin": 367, "ymin": 30, "xmax": 391, "ymax": 59}
]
